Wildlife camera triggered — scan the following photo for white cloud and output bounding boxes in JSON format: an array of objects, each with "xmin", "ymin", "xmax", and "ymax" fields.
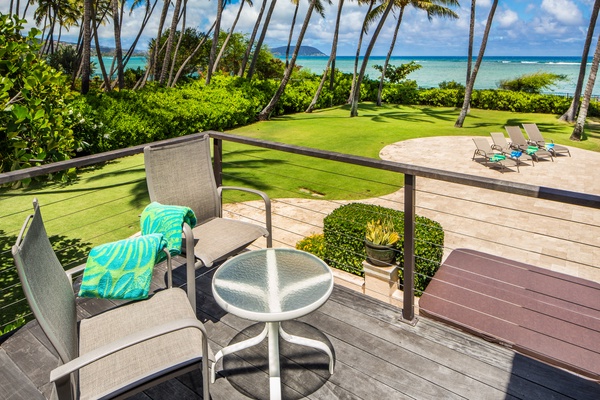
[
  {"xmin": 541, "ymin": 0, "xmax": 583, "ymax": 25},
  {"xmin": 497, "ymin": 9, "xmax": 519, "ymax": 28}
]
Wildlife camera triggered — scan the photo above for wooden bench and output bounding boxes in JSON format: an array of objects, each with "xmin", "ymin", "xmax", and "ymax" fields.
[{"xmin": 419, "ymin": 248, "xmax": 600, "ymax": 380}]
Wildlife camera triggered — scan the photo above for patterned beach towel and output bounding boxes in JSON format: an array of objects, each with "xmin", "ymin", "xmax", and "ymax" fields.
[
  {"xmin": 140, "ymin": 202, "xmax": 197, "ymax": 260},
  {"xmin": 78, "ymin": 234, "xmax": 167, "ymax": 300}
]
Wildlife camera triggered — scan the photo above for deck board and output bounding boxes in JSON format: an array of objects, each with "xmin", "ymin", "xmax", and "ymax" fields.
[
  {"xmin": 419, "ymin": 248, "xmax": 600, "ymax": 382},
  {"xmin": 1, "ymin": 255, "xmax": 599, "ymax": 399}
]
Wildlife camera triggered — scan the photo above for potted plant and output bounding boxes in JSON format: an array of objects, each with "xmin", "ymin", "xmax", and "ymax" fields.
[{"xmin": 364, "ymin": 219, "xmax": 400, "ymax": 266}]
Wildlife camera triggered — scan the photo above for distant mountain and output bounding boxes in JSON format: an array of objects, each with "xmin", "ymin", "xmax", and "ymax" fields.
[{"xmin": 270, "ymin": 46, "xmax": 327, "ymax": 57}]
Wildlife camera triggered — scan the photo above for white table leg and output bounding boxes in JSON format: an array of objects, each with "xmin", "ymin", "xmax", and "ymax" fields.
[
  {"xmin": 211, "ymin": 324, "xmax": 269, "ymax": 383},
  {"xmin": 279, "ymin": 324, "xmax": 335, "ymax": 374},
  {"xmin": 268, "ymin": 322, "xmax": 282, "ymax": 400}
]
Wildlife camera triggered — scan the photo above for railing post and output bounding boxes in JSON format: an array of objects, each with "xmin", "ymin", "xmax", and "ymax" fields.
[
  {"xmin": 402, "ymin": 174, "xmax": 416, "ymax": 323},
  {"xmin": 213, "ymin": 137, "xmax": 223, "ymax": 187}
]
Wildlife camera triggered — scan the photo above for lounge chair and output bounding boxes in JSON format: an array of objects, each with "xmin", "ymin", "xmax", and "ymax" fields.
[
  {"xmin": 522, "ymin": 123, "xmax": 571, "ymax": 157},
  {"xmin": 144, "ymin": 134, "xmax": 272, "ymax": 312},
  {"xmin": 490, "ymin": 132, "xmax": 534, "ymax": 166},
  {"xmin": 12, "ymin": 199, "xmax": 212, "ymax": 400},
  {"xmin": 505, "ymin": 125, "xmax": 554, "ymax": 163},
  {"xmin": 472, "ymin": 137, "xmax": 519, "ymax": 172}
]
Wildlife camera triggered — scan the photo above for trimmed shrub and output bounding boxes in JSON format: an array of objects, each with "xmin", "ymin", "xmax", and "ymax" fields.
[{"xmin": 322, "ymin": 203, "xmax": 444, "ymax": 295}]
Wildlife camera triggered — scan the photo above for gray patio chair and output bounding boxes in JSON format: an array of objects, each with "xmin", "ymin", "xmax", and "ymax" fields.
[
  {"xmin": 505, "ymin": 125, "xmax": 554, "ymax": 163},
  {"xmin": 12, "ymin": 199, "xmax": 211, "ymax": 400},
  {"xmin": 472, "ymin": 137, "xmax": 519, "ymax": 172},
  {"xmin": 144, "ymin": 134, "xmax": 272, "ymax": 312},
  {"xmin": 490, "ymin": 132, "xmax": 534, "ymax": 166},
  {"xmin": 522, "ymin": 123, "xmax": 571, "ymax": 157}
]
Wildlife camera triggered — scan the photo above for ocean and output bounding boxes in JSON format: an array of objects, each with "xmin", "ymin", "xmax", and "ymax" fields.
[{"xmin": 97, "ymin": 55, "xmax": 599, "ymax": 95}]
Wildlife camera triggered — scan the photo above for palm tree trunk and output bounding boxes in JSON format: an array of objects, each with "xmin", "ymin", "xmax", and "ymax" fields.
[
  {"xmin": 285, "ymin": 1, "xmax": 300, "ymax": 69},
  {"xmin": 168, "ymin": 1, "xmax": 188, "ymax": 86},
  {"xmin": 350, "ymin": 0, "xmax": 395, "ymax": 117},
  {"xmin": 171, "ymin": 20, "xmax": 216, "ymax": 86},
  {"xmin": 93, "ymin": 14, "xmax": 112, "ymax": 90},
  {"xmin": 571, "ymin": 30, "xmax": 600, "ymax": 140},
  {"xmin": 259, "ymin": 0, "xmax": 317, "ymax": 120},
  {"xmin": 377, "ymin": 6, "xmax": 404, "ymax": 106},
  {"xmin": 111, "ymin": 0, "xmax": 124, "ymax": 89},
  {"xmin": 141, "ymin": 0, "xmax": 170, "ymax": 88},
  {"xmin": 466, "ymin": 0, "xmax": 475, "ymax": 86},
  {"xmin": 81, "ymin": 0, "xmax": 92, "ymax": 94},
  {"xmin": 454, "ymin": 0, "xmax": 498, "ymax": 127},
  {"xmin": 123, "ymin": 0, "xmax": 158, "ymax": 71},
  {"xmin": 348, "ymin": 0, "xmax": 374, "ymax": 104},
  {"xmin": 306, "ymin": 0, "xmax": 344, "ymax": 113},
  {"xmin": 561, "ymin": 0, "xmax": 600, "ymax": 123},
  {"xmin": 159, "ymin": 0, "xmax": 183, "ymax": 85},
  {"xmin": 239, "ymin": 0, "xmax": 268, "ymax": 76},
  {"xmin": 213, "ymin": 0, "xmax": 246, "ymax": 74},
  {"xmin": 247, "ymin": 0, "xmax": 278, "ymax": 80},
  {"xmin": 206, "ymin": 0, "xmax": 223, "ymax": 84}
]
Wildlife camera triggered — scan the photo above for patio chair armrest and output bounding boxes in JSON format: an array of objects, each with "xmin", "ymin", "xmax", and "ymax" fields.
[
  {"xmin": 218, "ymin": 186, "xmax": 272, "ymax": 247},
  {"xmin": 490, "ymin": 144, "xmax": 502, "ymax": 152},
  {"xmin": 49, "ymin": 317, "xmax": 209, "ymax": 383},
  {"xmin": 65, "ymin": 264, "xmax": 86, "ymax": 282}
]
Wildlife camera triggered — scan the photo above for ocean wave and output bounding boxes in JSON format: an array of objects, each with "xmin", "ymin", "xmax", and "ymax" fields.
[
  {"xmin": 521, "ymin": 61, "xmax": 540, "ymax": 64},
  {"xmin": 547, "ymin": 62, "xmax": 580, "ymax": 65}
]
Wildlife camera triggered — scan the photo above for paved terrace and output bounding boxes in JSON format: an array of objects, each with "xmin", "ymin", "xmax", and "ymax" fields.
[{"xmin": 229, "ymin": 136, "xmax": 600, "ymax": 283}]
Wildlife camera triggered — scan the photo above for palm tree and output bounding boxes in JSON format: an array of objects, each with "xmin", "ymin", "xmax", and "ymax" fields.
[
  {"xmin": 348, "ymin": 0, "xmax": 375, "ymax": 104},
  {"xmin": 454, "ymin": 0, "xmax": 498, "ymax": 127},
  {"xmin": 140, "ymin": 0, "xmax": 170, "ymax": 88},
  {"xmin": 206, "ymin": 0, "xmax": 224, "ymax": 83},
  {"xmin": 375, "ymin": 0, "xmax": 459, "ymax": 106},
  {"xmin": 466, "ymin": 0, "xmax": 475, "ymax": 86},
  {"xmin": 213, "ymin": 0, "xmax": 253, "ymax": 73},
  {"xmin": 259, "ymin": 0, "xmax": 326, "ymax": 120},
  {"xmin": 350, "ymin": 0, "xmax": 395, "ymax": 117},
  {"xmin": 560, "ymin": 0, "xmax": 600, "ymax": 123},
  {"xmin": 306, "ymin": 0, "xmax": 345, "ymax": 112},
  {"xmin": 238, "ymin": 0, "xmax": 268, "ymax": 76},
  {"xmin": 111, "ymin": 0, "xmax": 124, "ymax": 89},
  {"xmin": 285, "ymin": 0, "xmax": 300, "ymax": 68},
  {"xmin": 81, "ymin": 0, "xmax": 92, "ymax": 94},
  {"xmin": 247, "ymin": 0, "xmax": 279, "ymax": 80},
  {"xmin": 571, "ymin": 29, "xmax": 600, "ymax": 140},
  {"xmin": 159, "ymin": 0, "xmax": 184, "ymax": 85}
]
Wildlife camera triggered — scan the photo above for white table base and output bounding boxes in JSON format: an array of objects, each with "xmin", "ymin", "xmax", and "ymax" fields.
[{"xmin": 211, "ymin": 322, "xmax": 335, "ymax": 399}]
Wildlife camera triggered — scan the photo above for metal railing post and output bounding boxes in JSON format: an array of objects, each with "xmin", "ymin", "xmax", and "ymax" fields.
[
  {"xmin": 213, "ymin": 137, "xmax": 223, "ymax": 187},
  {"xmin": 402, "ymin": 174, "xmax": 416, "ymax": 323}
]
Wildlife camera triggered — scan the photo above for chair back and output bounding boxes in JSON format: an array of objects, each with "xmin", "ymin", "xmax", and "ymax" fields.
[
  {"xmin": 522, "ymin": 124, "xmax": 544, "ymax": 143},
  {"xmin": 490, "ymin": 132, "xmax": 509, "ymax": 150},
  {"xmin": 12, "ymin": 200, "xmax": 79, "ymax": 366},
  {"xmin": 505, "ymin": 126, "xmax": 527, "ymax": 146},
  {"xmin": 472, "ymin": 137, "xmax": 492, "ymax": 152},
  {"xmin": 144, "ymin": 134, "xmax": 221, "ymax": 224}
]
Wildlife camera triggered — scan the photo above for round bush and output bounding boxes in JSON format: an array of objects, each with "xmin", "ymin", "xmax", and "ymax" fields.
[{"xmin": 322, "ymin": 203, "xmax": 444, "ymax": 296}]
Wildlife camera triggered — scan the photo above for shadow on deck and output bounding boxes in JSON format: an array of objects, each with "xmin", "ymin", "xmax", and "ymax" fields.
[{"xmin": 1, "ymin": 255, "xmax": 599, "ymax": 400}]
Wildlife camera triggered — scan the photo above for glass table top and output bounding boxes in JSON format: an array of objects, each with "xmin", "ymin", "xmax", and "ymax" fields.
[{"xmin": 212, "ymin": 248, "xmax": 334, "ymax": 322}]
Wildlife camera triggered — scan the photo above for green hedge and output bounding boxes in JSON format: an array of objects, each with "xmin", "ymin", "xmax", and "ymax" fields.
[{"xmin": 321, "ymin": 203, "xmax": 444, "ymax": 295}]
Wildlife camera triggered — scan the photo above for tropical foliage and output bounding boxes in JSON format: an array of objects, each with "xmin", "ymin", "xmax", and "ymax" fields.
[
  {"xmin": 0, "ymin": 15, "xmax": 78, "ymax": 186},
  {"xmin": 498, "ymin": 72, "xmax": 568, "ymax": 94}
]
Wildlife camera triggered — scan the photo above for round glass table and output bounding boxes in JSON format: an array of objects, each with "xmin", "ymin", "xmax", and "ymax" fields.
[{"xmin": 211, "ymin": 248, "xmax": 335, "ymax": 399}]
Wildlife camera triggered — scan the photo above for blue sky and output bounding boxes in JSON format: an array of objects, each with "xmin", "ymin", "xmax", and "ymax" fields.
[{"xmin": 2, "ymin": 0, "xmax": 598, "ymax": 57}]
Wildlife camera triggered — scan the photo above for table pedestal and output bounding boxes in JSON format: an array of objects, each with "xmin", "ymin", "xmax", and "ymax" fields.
[{"xmin": 211, "ymin": 322, "xmax": 335, "ymax": 399}]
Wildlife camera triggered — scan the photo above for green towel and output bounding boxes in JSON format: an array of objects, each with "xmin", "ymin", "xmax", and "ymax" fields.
[
  {"xmin": 489, "ymin": 154, "xmax": 506, "ymax": 162},
  {"xmin": 78, "ymin": 234, "xmax": 167, "ymax": 300},
  {"xmin": 526, "ymin": 146, "xmax": 539, "ymax": 155},
  {"xmin": 140, "ymin": 202, "xmax": 197, "ymax": 260}
]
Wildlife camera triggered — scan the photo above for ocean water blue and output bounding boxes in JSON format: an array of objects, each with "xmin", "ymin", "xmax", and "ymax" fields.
[{"xmin": 94, "ymin": 55, "xmax": 599, "ymax": 95}]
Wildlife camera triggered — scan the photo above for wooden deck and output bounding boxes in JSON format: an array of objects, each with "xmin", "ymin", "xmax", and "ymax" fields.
[{"xmin": 1, "ymin": 256, "xmax": 599, "ymax": 400}]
